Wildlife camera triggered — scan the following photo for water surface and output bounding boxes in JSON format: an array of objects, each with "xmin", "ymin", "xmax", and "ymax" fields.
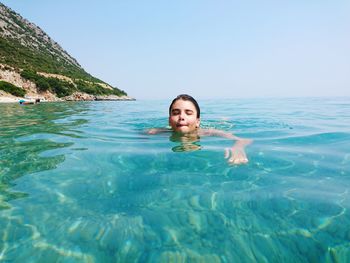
[{"xmin": 0, "ymin": 98, "xmax": 349, "ymax": 262}]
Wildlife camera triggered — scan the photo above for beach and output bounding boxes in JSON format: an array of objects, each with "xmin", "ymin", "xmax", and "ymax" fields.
[
  {"xmin": 0, "ymin": 94, "xmax": 135, "ymax": 103},
  {"xmin": 0, "ymin": 96, "xmax": 20, "ymax": 103}
]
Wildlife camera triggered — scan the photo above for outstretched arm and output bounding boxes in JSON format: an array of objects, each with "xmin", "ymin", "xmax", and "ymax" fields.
[{"xmin": 201, "ymin": 128, "xmax": 252, "ymax": 165}]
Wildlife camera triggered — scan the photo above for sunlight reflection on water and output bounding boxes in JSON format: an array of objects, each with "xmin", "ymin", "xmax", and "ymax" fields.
[{"xmin": 0, "ymin": 98, "xmax": 350, "ymax": 262}]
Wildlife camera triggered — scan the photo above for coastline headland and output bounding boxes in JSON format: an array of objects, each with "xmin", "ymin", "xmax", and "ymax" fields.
[
  {"xmin": 0, "ymin": 64, "xmax": 135, "ymax": 103},
  {"xmin": 0, "ymin": 93, "xmax": 135, "ymax": 103},
  {"xmin": 1, "ymin": 3, "xmax": 133, "ymax": 103}
]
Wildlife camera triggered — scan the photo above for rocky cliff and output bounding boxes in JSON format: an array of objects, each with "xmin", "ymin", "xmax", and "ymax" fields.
[{"xmin": 0, "ymin": 2, "xmax": 132, "ymax": 102}]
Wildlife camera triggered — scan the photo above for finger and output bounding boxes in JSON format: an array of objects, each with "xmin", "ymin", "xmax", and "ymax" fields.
[
  {"xmin": 234, "ymin": 158, "xmax": 241, "ymax": 164},
  {"xmin": 228, "ymin": 158, "xmax": 240, "ymax": 164},
  {"xmin": 228, "ymin": 157, "xmax": 249, "ymax": 165},
  {"xmin": 224, "ymin": 148, "xmax": 230, "ymax": 159},
  {"xmin": 229, "ymin": 157, "xmax": 242, "ymax": 164}
]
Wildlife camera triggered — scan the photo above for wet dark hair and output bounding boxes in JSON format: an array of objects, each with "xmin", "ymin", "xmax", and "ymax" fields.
[{"xmin": 169, "ymin": 94, "xmax": 200, "ymax": 118}]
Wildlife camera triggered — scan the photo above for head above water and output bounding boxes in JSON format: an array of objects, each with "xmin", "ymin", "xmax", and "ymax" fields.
[
  {"xmin": 169, "ymin": 94, "xmax": 200, "ymax": 118},
  {"xmin": 168, "ymin": 94, "xmax": 201, "ymax": 134}
]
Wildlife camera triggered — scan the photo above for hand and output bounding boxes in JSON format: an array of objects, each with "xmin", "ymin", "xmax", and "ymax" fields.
[
  {"xmin": 224, "ymin": 139, "xmax": 252, "ymax": 165},
  {"xmin": 147, "ymin": 128, "xmax": 159, "ymax": 134}
]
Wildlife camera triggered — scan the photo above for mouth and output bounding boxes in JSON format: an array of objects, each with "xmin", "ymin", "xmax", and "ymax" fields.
[{"xmin": 176, "ymin": 124, "xmax": 188, "ymax": 127}]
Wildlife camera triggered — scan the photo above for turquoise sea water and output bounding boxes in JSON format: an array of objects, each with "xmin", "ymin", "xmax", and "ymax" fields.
[{"xmin": 0, "ymin": 97, "xmax": 350, "ymax": 262}]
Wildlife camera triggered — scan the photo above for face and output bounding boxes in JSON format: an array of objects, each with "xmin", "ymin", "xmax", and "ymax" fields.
[{"xmin": 169, "ymin": 99, "xmax": 200, "ymax": 134}]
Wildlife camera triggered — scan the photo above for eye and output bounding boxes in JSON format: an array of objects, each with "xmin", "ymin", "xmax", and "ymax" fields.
[
  {"xmin": 171, "ymin": 109, "xmax": 180, "ymax": 115},
  {"xmin": 185, "ymin": 110, "xmax": 194, "ymax": 115}
]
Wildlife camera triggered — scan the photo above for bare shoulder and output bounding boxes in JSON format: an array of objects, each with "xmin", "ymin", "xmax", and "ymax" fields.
[
  {"xmin": 147, "ymin": 128, "xmax": 171, "ymax": 135},
  {"xmin": 198, "ymin": 128, "xmax": 214, "ymax": 136}
]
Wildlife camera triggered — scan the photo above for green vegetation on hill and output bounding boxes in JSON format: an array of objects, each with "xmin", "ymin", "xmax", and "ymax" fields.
[
  {"xmin": 20, "ymin": 70, "xmax": 126, "ymax": 98},
  {"xmin": 0, "ymin": 2, "xmax": 128, "ymax": 98},
  {"xmin": 0, "ymin": 37, "xmax": 98, "ymax": 82},
  {"xmin": 75, "ymin": 80, "xmax": 127, "ymax": 96},
  {"xmin": 0, "ymin": 37, "xmax": 127, "ymax": 97},
  {"xmin": 20, "ymin": 70, "xmax": 75, "ymax": 97},
  {"xmin": 0, "ymin": 80, "xmax": 26, "ymax": 97}
]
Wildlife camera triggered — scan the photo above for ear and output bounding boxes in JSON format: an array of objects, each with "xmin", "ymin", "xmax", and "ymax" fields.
[{"xmin": 196, "ymin": 118, "xmax": 201, "ymax": 128}]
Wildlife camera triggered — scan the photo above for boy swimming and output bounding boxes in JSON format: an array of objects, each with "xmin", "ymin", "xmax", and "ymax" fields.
[{"xmin": 148, "ymin": 94, "xmax": 252, "ymax": 165}]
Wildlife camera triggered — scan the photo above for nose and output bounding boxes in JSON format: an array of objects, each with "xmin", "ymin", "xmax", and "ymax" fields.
[{"xmin": 178, "ymin": 111, "xmax": 185, "ymax": 120}]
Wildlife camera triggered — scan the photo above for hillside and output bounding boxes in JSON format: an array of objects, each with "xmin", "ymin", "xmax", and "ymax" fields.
[{"xmin": 0, "ymin": 2, "xmax": 131, "ymax": 102}]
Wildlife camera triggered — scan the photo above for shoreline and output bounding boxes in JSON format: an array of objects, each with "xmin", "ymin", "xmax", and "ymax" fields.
[
  {"xmin": 0, "ymin": 96, "xmax": 20, "ymax": 103},
  {"xmin": 0, "ymin": 94, "xmax": 135, "ymax": 104}
]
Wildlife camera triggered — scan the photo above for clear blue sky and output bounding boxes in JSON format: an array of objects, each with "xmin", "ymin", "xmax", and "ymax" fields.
[{"xmin": 2, "ymin": 0, "xmax": 350, "ymax": 99}]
